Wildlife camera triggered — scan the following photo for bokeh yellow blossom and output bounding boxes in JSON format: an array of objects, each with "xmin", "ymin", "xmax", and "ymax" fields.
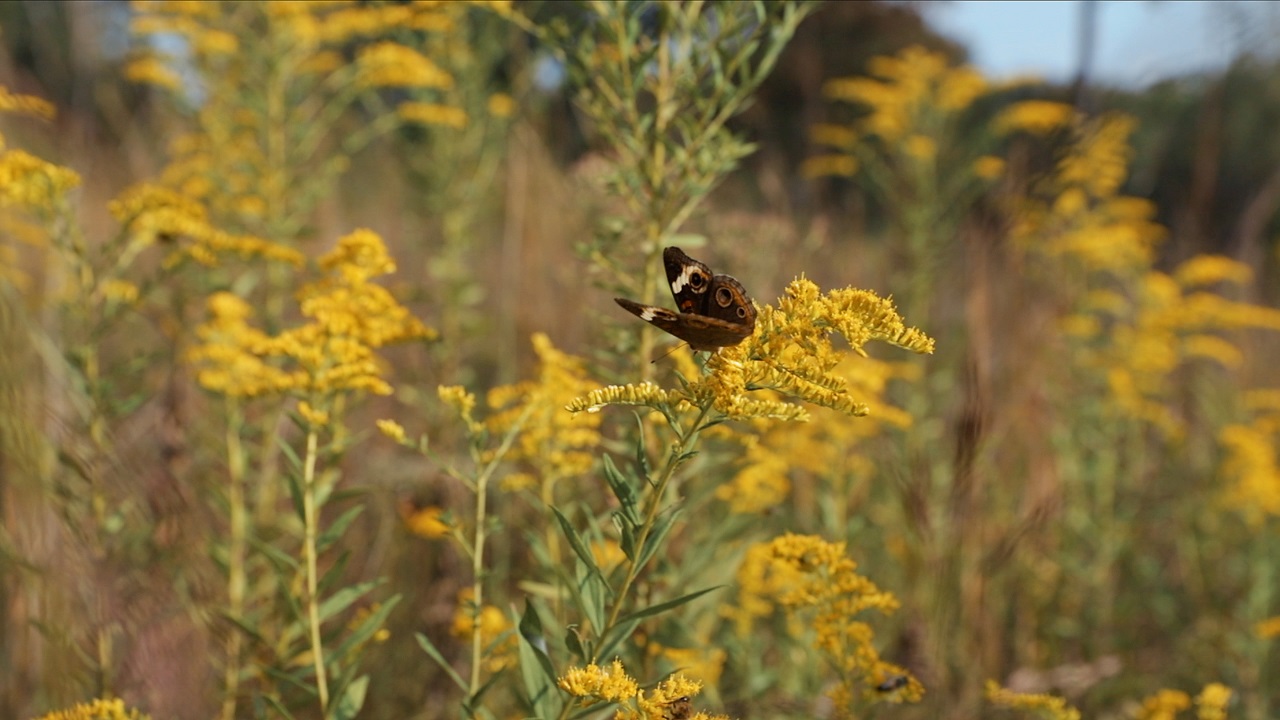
[
  {"xmin": 1257, "ymin": 615, "xmax": 1280, "ymax": 639},
  {"xmin": 405, "ymin": 505, "xmax": 451, "ymax": 539},
  {"xmin": 487, "ymin": 333, "xmax": 602, "ymax": 493},
  {"xmin": 377, "ymin": 418, "xmax": 407, "ymax": 444},
  {"xmin": 0, "ymin": 86, "xmax": 57, "ymax": 120},
  {"xmin": 1138, "ymin": 689, "xmax": 1191, "ymax": 720},
  {"xmin": 993, "ymin": 100, "xmax": 1074, "ymax": 136},
  {"xmin": 451, "ymin": 588, "xmax": 515, "ymax": 672},
  {"xmin": 0, "ymin": 149, "xmax": 81, "ymax": 210},
  {"xmin": 1194, "ymin": 683, "xmax": 1232, "ymax": 720},
  {"xmin": 357, "ymin": 42, "xmax": 454, "ymax": 89}
]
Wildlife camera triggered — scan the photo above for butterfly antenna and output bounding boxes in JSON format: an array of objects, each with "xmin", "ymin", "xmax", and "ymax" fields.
[{"xmin": 650, "ymin": 343, "xmax": 688, "ymax": 364}]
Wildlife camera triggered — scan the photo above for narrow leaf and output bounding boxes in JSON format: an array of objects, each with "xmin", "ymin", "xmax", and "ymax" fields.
[{"xmin": 416, "ymin": 633, "xmax": 468, "ymax": 691}]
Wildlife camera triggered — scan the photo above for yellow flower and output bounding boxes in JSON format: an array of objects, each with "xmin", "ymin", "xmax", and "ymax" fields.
[
  {"xmin": 985, "ymin": 681, "xmax": 1080, "ymax": 720},
  {"xmin": 100, "ymin": 279, "xmax": 141, "ymax": 305},
  {"xmin": 1174, "ymin": 255, "xmax": 1253, "ymax": 287},
  {"xmin": 377, "ymin": 418, "xmax": 407, "ymax": 443},
  {"xmin": 486, "ymin": 333, "xmax": 602, "ymax": 488},
  {"xmin": 973, "ymin": 155, "xmax": 1005, "ymax": 180},
  {"xmin": 356, "ymin": 42, "xmax": 453, "ymax": 89},
  {"xmin": 31, "ymin": 697, "xmax": 151, "ymax": 720},
  {"xmin": 558, "ymin": 659, "xmax": 641, "ymax": 702},
  {"xmin": 590, "ymin": 538, "xmax": 627, "ymax": 570},
  {"xmin": 124, "ymin": 55, "xmax": 184, "ymax": 92},
  {"xmin": 1256, "ymin": 615, "xmax": 1280, "ymax": 638},
  {"xmin": 0, "ymin": 86, "xmax": 57, "ymax": 120},
  {"xmin": 451, "ymin": 588, "xmax": 516, "ymax": 671},
  {"xmin": 187, "ymin": 292, "xmax": 299, "ymax": 398},
  {"xmin": 398, "ymin": 101, "xmax": 469, "ymax": 129},
  {"xmin": 297, "ymin": 400, "xmax": 330, "ymax": 427},
  {"xmin": 1138, "ymin": 689, "xmax": 1191, "ymax": 720},
  {"xmin": 487, "ymin": 92, "xmax": 516, "ymax": 119},
  {"xmin": 0, "ymin": 148, "xmax": 81, "ymax": 210},
  {"xmin": 1194, "ymin": 683, "xmax": 1232, "ymax": 720},
  {"xmin": 406, "ymin": 505, "xmax": 451, "ymax": 539},
  {"xmin": 729, "ymin": 535, "xmax": 919, "ymax": 713},
  {"xmin": 810, "ymin": 123, "xmax": 858, "ymax": 150},
  {"xmin": 801, "ymin": 154, "xmax": 857, "ymax": 178},
  {"xmin": 993, "ymin": 100, "xmax": 1074, "ymax": 136}
]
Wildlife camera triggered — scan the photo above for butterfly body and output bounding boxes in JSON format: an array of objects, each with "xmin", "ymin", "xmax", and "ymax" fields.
[{"xmin": 615, "ymin": 247, "xmax": 756, "ymax": 351}]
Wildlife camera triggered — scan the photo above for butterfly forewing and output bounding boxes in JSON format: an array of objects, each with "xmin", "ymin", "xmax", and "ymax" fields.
[{"xmin": 617, "ymin": 246, "xmax": 757, "ymax": 352}]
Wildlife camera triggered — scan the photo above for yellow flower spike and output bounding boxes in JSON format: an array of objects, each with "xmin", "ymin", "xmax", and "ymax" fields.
[
  {"xmin": 31, "ymin": 697, "xmax": 152, "ymax": 720},
  {"xmin": 398, "ymin": 101, "xmax": 469, "ymax": 129},
  {"xmin": 1258, "ymin": 615, "xmax": 1280, "ymax": 638},
  {"xmin": 376, "ymin": 418, "xmax": 407, "ymax": 444},
  {"xmin": 1174, "ymin": 254, "xmax": 1253, "ymax": 287},
  {"xmin": 356, "ymin": 41, "xmax": 454, "ymax": 89},
  {"xmin": 993, "ymin": 99, "xmax": 1075, "ymax": 136},
  {"xmin": 985, "ymin": 680, "xmax": 1081, "ymax": 720},
  {"xmin": 297, "ymin": 401, "xmax": 330, "ymax": 427},
  {"xmin": 0, "ymin": 86, "xmax": 57, "ymax": 120}
]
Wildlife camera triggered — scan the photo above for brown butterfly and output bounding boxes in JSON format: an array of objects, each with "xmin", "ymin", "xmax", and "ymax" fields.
[{"xmin": 615, "ymin": 247, "xmax": 757, "ymax": 351}]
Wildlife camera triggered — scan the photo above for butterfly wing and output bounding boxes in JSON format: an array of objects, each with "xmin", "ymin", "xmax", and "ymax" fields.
[
  {"xmin": 614, "ymin": 298, "xmax": 752, "ymax": 351},
  {"xmin": 663, "ymin": 246, "xmax": 715, "ymax": 314}
]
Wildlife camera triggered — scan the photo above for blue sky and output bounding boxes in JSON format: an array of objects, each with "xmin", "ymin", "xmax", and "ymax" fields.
[{"xmin": 920, "ymin": 0, "xmax": 1277, "ymax": 88}]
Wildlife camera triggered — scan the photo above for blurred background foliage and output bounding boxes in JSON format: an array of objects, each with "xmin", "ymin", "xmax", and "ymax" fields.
[{"xmin": 1, "ymin": 1, "xmax": 1279, "ymax": 719}]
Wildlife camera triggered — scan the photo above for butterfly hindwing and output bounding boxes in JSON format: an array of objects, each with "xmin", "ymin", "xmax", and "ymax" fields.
[{"xmin": 617, "ymin": 246, "xmax": 757, "ymax": 352}]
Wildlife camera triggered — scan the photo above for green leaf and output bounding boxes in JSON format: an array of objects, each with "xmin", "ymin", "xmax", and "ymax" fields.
[
  {"xmin": 332, "ymin": 594, "xmax": 400, "ymax": 662},
  {"xmin": 284, "ymin": 470, "xmax": 305, "ymax": 523},
  {"xmin": 602, "ymin": 454, "xmax": 638, "ymax": 524},
  {"xmin": 632, "ymin": 413, "xmax": 651, "ymax": 482},
  {"xmin": 516, "ymin": 600, "xmax": 560, "ymax": 720},
  {"xmin": 595, "ymin": 616, "xmax": 639, "ymax": 662},
  {"xmin": 564, "ymin": 627, "xmax": 587, "ymax": 661},
  {"xmin": 636, "ymin": 508, "xmax": 682, "ymax": 572},
  {"xmin": 416, "ymin": 632, "xmax": 468, "ymax": 691},
  {"xmin": 277, "ymin": 435, "xmax": 304, "ymax": 472},
  {"xmin": 318, "ymin": 550, "xmax": 352, "ymax": 596},
  {"xmin": 261, "ymin": 694, "xmax": 298, "ymax": 720},
  {"xmin": 618, "ymin": 520, "xmax": 636, "ymax": 562},
  {"xmin": 318, "ymin": 505, "xmax": 366, "ymax": 552},
  {"xmin": 551, "ymin": 507, "xmax": 603, "ymax": 582},
  {"xmin": 318, "ymin": 579, "xmax": 381, "ymax": 623},
  {"xmin": 618, "ymin": 586, "xmax": 722, "ymax": 625},
  {"xmin": 329, "ymin": 675, "xmax": 368, "ymax": 720}
]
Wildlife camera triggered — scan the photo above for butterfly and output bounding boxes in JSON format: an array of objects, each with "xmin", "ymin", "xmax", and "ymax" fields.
[{"xmin": 615, "ymin": 246, "xmax": 757, "ymax": 352}]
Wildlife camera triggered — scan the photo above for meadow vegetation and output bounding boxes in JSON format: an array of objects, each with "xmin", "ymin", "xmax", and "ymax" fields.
[{"xmin": 1, "ymin": 2, "xmax": 1278, "ymax": 720}]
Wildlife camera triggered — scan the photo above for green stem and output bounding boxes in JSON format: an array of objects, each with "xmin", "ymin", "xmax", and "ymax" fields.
[
  {"xmin": 302, "ymin": 426, "xmax": 329, "ymax": 710},
  {"xmin": 221, "ymin": 398, "xmax": 248, "ymax": 720},
  {"xmin": 598, "ymin": 400, "xmax": 715, "ymax": 650}
]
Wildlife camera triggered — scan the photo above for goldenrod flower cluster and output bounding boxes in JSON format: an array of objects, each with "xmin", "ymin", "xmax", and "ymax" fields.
[
  {"xmin": 1013, "ymin": 113, "xmax": 1165, "ymax": 272},
  {"xmin": 569, "ymin": 278, "xmax": 932, "ymax": 422},
  {"xmin": 486, "ymin": 333, "xmax": 603, "ymax": 490},
  {"xmin": 713, "ymin": 356, "xmax": 913, "ymax": 515},
  {"xmin": 984, "ymin": 681, "xmax": 1081, "ymax": 720},
  {"xmin": 1067, "ymin": 261, "xmax": 1280, "ymax": 437},
  {"xmin": 30, "ymin": 697, "xmax": 151, "ymax": 720},
  {"xmin": 0, "ymin": 87, "xmax": 79, "ymax": 213},
  {"xmin": 187, "ymin": 229, "xmax": 435, "ymax": 399},
  {"xmin": 1219, "ymin": 390, "xmax": 1280, "ymax": 523},
  {"xmin": 806, "ymin": 45, "xmax": 988, "ymax": 179},
  {"xmin": 109, "ymin": 183, "xmax": 304, "ymax": 269},
  {"xmin": 557, "ymin": 660, "xmax": 725, "ymax": 720},
  {"xmin": 729, "ymin": 534, "xmax": 921, "ymax": 712}
]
